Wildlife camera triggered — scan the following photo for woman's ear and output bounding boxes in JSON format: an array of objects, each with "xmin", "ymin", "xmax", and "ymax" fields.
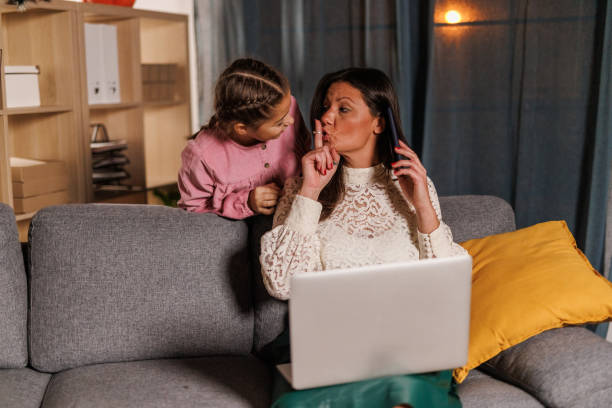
[{"xmin": 373, "ymin": 116, "xmax": 385, "ymax": 135}]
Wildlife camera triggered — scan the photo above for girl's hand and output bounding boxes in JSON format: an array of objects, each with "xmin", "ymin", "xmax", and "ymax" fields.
[
  {"xmin": 248, "ymin": 182, "xmax": 281, "ymax": 215},
  {"xmin": 299, "ymin": 119, "xmax": 341, "ymax": 200},
  {"xmin": 391, "ymin": 140, "xmax": 439, "ymax": 233}
]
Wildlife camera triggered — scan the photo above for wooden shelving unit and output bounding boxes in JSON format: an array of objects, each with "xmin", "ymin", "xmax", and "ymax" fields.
[{"xmin": 0, "ymin": 1, "xmax": 191, "ymax": 240}]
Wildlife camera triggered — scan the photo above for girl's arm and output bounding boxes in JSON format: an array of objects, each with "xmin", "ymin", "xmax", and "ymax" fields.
[
  {"xmin": 260, "ymin": 177, "xmax": 323, "ymax": 300},
  {"xmin": 178, "ymin": 148, "xmax": 254, "ymax": 219}
]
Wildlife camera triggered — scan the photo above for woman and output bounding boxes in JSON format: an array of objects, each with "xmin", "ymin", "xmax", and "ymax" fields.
[{"xmin": 260, "ymin": 67, "xmax": 467, "ymax": 407}]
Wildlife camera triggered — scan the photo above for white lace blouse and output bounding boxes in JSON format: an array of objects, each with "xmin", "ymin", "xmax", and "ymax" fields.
[{"xmin": 260, "ymin": 164, "xmax": 467, "ymax": 300}]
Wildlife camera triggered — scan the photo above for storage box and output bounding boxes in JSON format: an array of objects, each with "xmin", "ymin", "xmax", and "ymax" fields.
[
  {"xmin": 10, "ymin": 157, "xmax": 68, "ymax": 183},
  {"xmin": 13, "ymin": 190, "xmax": 70, "ymax": 214},
  {"xmin": 5, "ymin": 65, "xmax": 41, "ymax": 108},
  {"xmin": 12, "ymin": 176, "xmax": 69, "ymax": 198}
]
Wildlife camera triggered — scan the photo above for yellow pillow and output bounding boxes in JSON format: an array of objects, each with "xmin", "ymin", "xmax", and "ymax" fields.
[{"xmin": 453, "ymin": 220, "xmax": 612, "ymax": 383}]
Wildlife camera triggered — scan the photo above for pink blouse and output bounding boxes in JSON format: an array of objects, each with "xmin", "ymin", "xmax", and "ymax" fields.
[{"xmin": 178, "ymin": 96, "xmax": 309, "ymax": 219}]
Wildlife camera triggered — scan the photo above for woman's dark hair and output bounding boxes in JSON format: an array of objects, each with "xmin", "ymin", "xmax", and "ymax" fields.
[
  {"xmin": 191, "ymin": 58, "xmax": 290, "ymax": 138},
  {"xmin": 310, "ymin": 67, "xmax": 407, "ymax": 220}
]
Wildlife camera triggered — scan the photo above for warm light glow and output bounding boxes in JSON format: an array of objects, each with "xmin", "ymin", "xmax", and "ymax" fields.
[{"xmin": 445, "ymin": 10, "xmax": 462, "ymax": 24}]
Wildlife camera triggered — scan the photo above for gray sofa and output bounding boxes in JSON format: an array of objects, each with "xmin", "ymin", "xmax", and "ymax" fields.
[{"xmin": 0, "ymin": 196, "xmax": 610, "ymax": 407}]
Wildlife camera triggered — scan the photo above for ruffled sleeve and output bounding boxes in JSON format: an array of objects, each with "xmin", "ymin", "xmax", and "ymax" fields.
[
  {"xmin": 260, "ymin": 177, "xmax": 323, "ymax": 300},
  {"xmin": 177, "ymin": 140, "xmax": 254, "ymax": 219},
  {"xmin": 417, "ymin": 178, "xmax": 468, "ymax": 259}
]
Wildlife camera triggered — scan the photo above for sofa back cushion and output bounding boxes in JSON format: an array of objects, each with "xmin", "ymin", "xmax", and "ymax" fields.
[
  {"xmin": 0, "ymin": 204, "xmax": 27, "ymax": 368},
  {"xmin": 29, "ymin": 204, "xmax": 253, "ymax": 373},
  {"xmin": 251, "ymin": 195, "xmax": 517, "ymax": 353}
]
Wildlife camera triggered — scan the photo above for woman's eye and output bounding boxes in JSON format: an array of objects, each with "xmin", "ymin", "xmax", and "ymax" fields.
[{"xmin": 339, "ymin": 106, "xmax": 350, "ymax": 113}]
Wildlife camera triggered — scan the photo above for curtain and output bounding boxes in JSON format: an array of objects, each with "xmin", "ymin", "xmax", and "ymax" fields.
[
  {"xmin": 422, "ymin": 0, "xmax": 612, "ymax": 276},
  {"xmin": 194, "ymin": 0, "xmax": 612, "ymax": 280},
  {"xmin": 194, "ymin": 0, "xmax": 428, "ymax": 144}
]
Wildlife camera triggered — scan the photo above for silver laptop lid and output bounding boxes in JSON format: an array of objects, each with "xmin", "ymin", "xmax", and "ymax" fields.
[{"xmin": 287, "ymin": 255, "xmax": 472, "ymax": 389}]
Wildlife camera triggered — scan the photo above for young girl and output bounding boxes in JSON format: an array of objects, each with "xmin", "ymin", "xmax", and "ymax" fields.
[{"xmin": 178, "ymin": 58, "xmax": 309, "ymax": 219}]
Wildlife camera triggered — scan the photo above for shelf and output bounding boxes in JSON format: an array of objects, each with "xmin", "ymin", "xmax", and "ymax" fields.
[
  {"xmin": 0, "ymin": 1, "xmax": 191, "ymax": 209},
  {"xmin": 90, "ymin": 102, "xmax": 140, "ymax": 110},
  {"xmin": 15, "ymin": 212, "xmax": 36, "ymax": 222},
  {"xmin": 143, "ymin": 99, "xmax": 187, "ymax": 108},
  {"xmin": 6, "ymin": 105, "xmax": 73, "ymax": 116}
]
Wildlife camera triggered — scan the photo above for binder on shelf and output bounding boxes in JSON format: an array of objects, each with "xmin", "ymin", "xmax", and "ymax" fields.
[
  {"xmin": 84, "ymin": 23, "xmax": 103, "ymax": 104},
  {"xmin": 102, "ymin": 24, "xmax": 121, "ymax": 103},
  {"xmin": 84, "ymin": 23, "xmax": 121, "ymax": 104}
]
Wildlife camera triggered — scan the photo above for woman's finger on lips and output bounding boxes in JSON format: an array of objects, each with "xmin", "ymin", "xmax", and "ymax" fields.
[{"xmin": 313, "ymin": 119, "xmax": 323, "ymax": 149}]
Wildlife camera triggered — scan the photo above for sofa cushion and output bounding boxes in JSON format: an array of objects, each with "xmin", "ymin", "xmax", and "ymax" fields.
[
  {"xmin": 0, "ymin": 203, "xmax": 27, "ymax": 368},
  {"xmin": 0, "ymin": 368, "xmax": 51, "ymax": 408},
  {"xmin": 40, "ymin": 356, "xmax": 271, "ymax": 408},
  {"xmin": 440, "ymin": 195, "xmax": 516, "ymax": 242},
  {"xmin": 29, "ymin": 204, "xmax": 253, "ymax": 373},
  {"xmin": 454, "ymin": 221, "xmax": 612, "ymax": 382},
  {"xmin": 480, "ymin": 326, "xmax": 612, "ymax": 408},
  {"xmin": 250, "ymin": 195, "xmax": 517, "ymax": 354},
  {"xmin": 457, "ymin": 369, "xmax": 544, "ymax": 408}
]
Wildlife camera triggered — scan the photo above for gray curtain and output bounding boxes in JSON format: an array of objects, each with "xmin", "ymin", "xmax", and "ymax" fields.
[
  {"xmin": 194, "ymin": 0, "xmax": 612, "ymax": 284},
  {"xmin": 422, "ymin": 0, "xmax": 612, "ymax": 276},
  {"xmin": 194, "ymin": 0, "xmax": 427, "ymax": 142}
]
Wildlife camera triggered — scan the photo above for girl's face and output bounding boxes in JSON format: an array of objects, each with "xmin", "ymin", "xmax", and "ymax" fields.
[
  {"xmin": 320, "ymin": 82, "xmax": 382, "ymax": 157},
  {"xmin": 248, "ymin": 92, "xmax": 294, "ymax": 143}
]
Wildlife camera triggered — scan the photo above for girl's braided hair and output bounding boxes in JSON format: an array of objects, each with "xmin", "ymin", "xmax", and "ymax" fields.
[{"xmin": 197, "ymin": 58, "xmax": 290, "ymax": 136}]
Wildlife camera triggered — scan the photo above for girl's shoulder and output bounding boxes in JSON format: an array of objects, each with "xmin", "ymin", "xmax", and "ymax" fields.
[{"xmin": 184, "ymin": 128, "xmax": 235, "ymax": 159}]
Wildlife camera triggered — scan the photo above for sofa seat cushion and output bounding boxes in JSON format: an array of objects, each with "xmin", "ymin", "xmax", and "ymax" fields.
[
  {"xmin": 480, "ymin": 326, "xmax": 612, "ymax": 408},
  {"xmin": 40, "ymin": 356, "xmax": 271, "ymax": 408},
  {"xmin": 0, "ymin": 368, "xmax": 51, "ymax": 408},
  {"xmin": 456, "ymin": 369, "xmax": 543, "ymax": 408}
]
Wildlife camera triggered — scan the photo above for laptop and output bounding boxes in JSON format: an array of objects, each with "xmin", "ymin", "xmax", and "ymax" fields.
[{"xmin": 277, "ymin": 254, "xmax": 472, "ymax": 390}]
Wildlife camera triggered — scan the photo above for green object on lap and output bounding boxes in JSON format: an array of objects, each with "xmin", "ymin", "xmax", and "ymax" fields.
[{"xmin": 271, "ymin": 370, "xmax": 461, "ymax": 408}]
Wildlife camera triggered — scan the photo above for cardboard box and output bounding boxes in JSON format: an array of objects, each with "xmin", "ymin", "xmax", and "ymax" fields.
[
  {"xmin": 10, "ymin": 157, "xmax": 68, "ymax": 183},
  {"xmin": 13, "ymin": 190, "xmax": 70, "ymax": 214},
  {"xmin": 12, "ymin": 176, "xmax": 69, "ymax": 198},
  {"xmin": 5, "ymin": 65, "xmax": 41, "ymax": 108}
]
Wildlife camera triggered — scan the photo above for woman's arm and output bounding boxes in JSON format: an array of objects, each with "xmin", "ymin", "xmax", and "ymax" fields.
[
  {"xmin": 391, "ymin": 140, "xmax": 466, "ymax": 258},
  {"xmin": 260, "ymin": 177, "xmax": 324, "ymax": 300},
  {"xmin": 416, "ymin": 178, "xmax": 468, "ymax": 258}
]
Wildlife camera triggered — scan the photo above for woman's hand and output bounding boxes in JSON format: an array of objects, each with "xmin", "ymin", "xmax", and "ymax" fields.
[
  {"xmin": 299, "ymin": 119, "xmax": 341, "ymax": 200},
  {"xmin": 391, "ymin": 140, "xmax": 439, "ymax": 233}
]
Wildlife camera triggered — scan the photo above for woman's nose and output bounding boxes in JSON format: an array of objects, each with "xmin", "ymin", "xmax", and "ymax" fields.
[{"xmin": 321, "ymin": 109, "xmax": 333, "ymax": 125}]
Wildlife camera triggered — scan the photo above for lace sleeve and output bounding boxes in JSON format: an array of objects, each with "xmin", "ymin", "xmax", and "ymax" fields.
[
  {"xmin": 418, "ymin": 177, "xmax": 468, "ymax": 259},
  {"xmin": 260, "ymin": 177, "xmax": 323, "ymax": 300}
]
